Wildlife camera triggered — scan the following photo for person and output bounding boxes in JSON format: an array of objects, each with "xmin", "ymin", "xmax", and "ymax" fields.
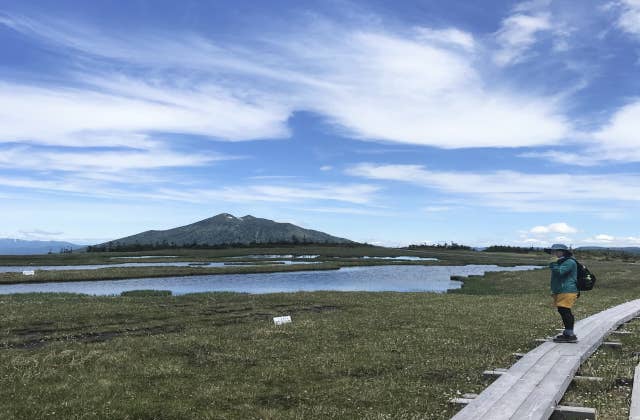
[{"xmin": 544, "ymin": 243, "xmax": 578, "ymax": 343}]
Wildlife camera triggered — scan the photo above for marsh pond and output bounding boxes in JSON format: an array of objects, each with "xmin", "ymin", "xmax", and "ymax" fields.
[{"xmin": 0, "ymin": 264, "xmax": 540, "ymax": 295}]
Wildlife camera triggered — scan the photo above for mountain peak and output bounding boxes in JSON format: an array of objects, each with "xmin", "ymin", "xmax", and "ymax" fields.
[
  {"xmin": 97, "ymin": 214, "xmax": 353, "ymax": 248},
  {"xmin": 211, "ymin": 213, "xmax": 238, "ymax": 221}
]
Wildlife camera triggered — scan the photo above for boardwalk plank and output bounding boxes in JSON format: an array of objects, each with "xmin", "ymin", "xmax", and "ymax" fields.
[
  {"xmin": 452, "ymin": 299, "xmax": 640, "ymax": 420},
  {"xmin": 630, "ymin": 363, "xmax": 640, "ymax": 420}
]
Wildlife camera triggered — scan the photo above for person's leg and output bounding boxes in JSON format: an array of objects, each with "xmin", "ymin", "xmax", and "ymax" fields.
[{"xmin": 557, "ymin": 306, "xmax": 575, "ymax": 336}]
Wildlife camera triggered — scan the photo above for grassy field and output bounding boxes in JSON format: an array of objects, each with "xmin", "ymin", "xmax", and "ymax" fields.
[
  {"xmin": 0, "ymin": 262, "xmax": 342, "ymax": 285},
  {"xmin": 1, "ymin": 251, "xmax": 639, "ymax": 419}
]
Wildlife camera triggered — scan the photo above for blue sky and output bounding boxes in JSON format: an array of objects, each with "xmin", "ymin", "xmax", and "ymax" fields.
[{"xmin": 1, "ymin": 0, "xmax": 640, "ymax": 247}]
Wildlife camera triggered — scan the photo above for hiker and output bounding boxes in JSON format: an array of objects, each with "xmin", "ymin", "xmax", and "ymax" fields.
[{"xmin": 545, "ymin": 244, "xmax": 578, "ymax": 343}]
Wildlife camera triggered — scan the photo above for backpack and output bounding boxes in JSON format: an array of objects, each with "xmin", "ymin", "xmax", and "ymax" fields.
[{"xmin": 571, "ymin": 258, "xmax": 596, "ymax": 291}]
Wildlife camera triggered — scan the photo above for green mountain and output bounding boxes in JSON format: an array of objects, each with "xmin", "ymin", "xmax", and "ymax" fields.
[{"xmin": 95, "ymin": 213, "xmax": 353, "ymax": 249}]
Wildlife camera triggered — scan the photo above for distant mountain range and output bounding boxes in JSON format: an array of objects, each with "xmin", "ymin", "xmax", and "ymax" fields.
[
  {"xmin": 0, "ymin": 238, "xmax": 83, "ymax": 255},
  {"xmin": 93, "ymin": 213, "xmax": 353, "ymax": 250},
  {"xmin": 576, "ymin": 246, "xmax": 640, "ymax": 254}
]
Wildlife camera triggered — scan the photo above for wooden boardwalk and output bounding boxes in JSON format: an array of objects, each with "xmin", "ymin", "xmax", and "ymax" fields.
[
  {"xmin": 452, "ymin": 299, "xmax": 640, "ymax": 420},
  {"xmin": 630, "ymin": 362, "xmax": 640, "ymax": 420}
]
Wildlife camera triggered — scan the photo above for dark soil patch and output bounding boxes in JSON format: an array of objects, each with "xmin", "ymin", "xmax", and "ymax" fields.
[{"xmin": 3, "ymin": 324, "xmax": 184, "ymax": 350}]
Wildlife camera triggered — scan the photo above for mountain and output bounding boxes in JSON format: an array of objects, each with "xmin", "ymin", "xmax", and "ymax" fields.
[
  {"xmin": 94, "ymin": 213, "xmax": 353, "ymax": 250},
  {"xmin": 0, "ymin": 238, "xmax": 83, "ymax": 255},
  {"xmin": 577, "ymin": 246, "xmax": 640, "ymax": 254}
]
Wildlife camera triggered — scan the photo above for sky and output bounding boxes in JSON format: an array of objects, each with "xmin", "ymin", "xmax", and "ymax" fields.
[{"xmin": 1, "ymin": 0, "xmax": 640, "ymax": 247}]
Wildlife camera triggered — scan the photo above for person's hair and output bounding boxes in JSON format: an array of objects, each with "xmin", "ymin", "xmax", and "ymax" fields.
[{"xmin": 562, "ymin": 249, "xmax": 573, "ymax": 258}]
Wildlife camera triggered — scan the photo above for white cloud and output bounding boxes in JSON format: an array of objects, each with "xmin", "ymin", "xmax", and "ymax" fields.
[
  {"xmin": 0, "ymin": 172, "xmax": 380, "ymax": 206},
  {"xmin": 494, "ymin": 12, "xmax": 552, "ymax": 66},
  {"xmin": 0, "ymin": 13, "xmax": 572, "ymax": 152},
  {"xmin": 320, "ymin": 165, "xmax": 333, "ymax": 171},
  {"xmin": 596, "ymin": 100, "xmax": 640, "ymax": 145},
  {"xmin": 0, "ymin": 145, "xmax": 228, "ymax": 172},
  {"xmin": 581, "ymin": 234, "xmax": 640, "ymax": 246},
  {"xmin": 613, "ymin": 0, "xmax": 640, "ymax": 37},
  {"xmin": 308, "ymin": 31, "xmax": 569, "ymax": 148},
  {"xmin": 0, "ymin": 81, "xmax": 290, "ymax": 147},
  {"xmin": 17, "ymin": 229, "xmax": 64, "ymax": 240},
  {"xmin": 518, "ymin": 150, "xmax": 597, "ymax": 166},
  {"xmin": 530, "ymin": 222, "xmax": 578, "ymax": 234},
  {"xmin": 346, "ymin": 163, "xmax": 640, "ymax": 211},
  {"xmin": 415, "ymin": 27, "xmax": 475, "ymax": 51},
  {"xmin": 212, "ymin": 184, "xmax": 380, "ymax": 205},
  {"xmin": 590, "ymin": 100, "xmax": 640, "ymax": 160},
  {"xmin": 528, "ymin": 100, "xmax": 640, "ymax": 165},
  {"xmin": 492, "ymin": 0, "xmax": 581, "ymax": 64}
]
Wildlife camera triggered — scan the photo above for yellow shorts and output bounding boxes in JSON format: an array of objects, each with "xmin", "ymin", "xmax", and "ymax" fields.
[{"xmin": 552, "ymin": 293, "xmax": 578, "ymax": 309}]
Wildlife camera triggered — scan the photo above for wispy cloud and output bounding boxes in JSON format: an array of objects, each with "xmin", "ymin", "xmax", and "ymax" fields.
[
  {"xmin": 206, "ymin": 184, "xmax": 381, "ymax": 205},
  {"xmin": 0, "ymin": 12, "xmax": 572, "ymax": 153},
  {"xmin": 0, "ymin": 170, "xmax": 380, "ymax": 206},
  {"xmin": 494, "ymin": 11, "xmax": 552, "ymax": 66},
  {"xmin": 518, "ymin": 150, "xmax": 597, "ymax": 166},
  {"xmin": 610, "ymin": 0, "xmax": 640, "ymax": 37},
  {"xmin": 0, "ymin": 145, "xmax": 229, "ymax": 172},
  {"xmin": 492, "ymin": 0, "xmax": 590, "ymax": 68},
  {"xmin": 520, "ymin": 99, "xmax": 640, "ymax": 165},
  {"xmin": 415, "ymin": 27, "xmax": 475, "ymax": 51},
  {"xmin": 581, "ymin": 234, "xmax": 640, "ymax": 246},
  {"xmin": 346, "ymin": 163, "xmax": 640, "ymax": 212},
  {"xmin": 18, "ymin": 229, "xmax": 64, "ymax": 239},
  {"xmin": 0, "ymin": 80, "xmax": 291, "ymax": 147}
]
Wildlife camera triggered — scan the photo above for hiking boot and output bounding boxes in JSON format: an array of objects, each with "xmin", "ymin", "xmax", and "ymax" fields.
[{"xmin": 553, "ymin": 334, "xmax": 578, "ymax": 343}]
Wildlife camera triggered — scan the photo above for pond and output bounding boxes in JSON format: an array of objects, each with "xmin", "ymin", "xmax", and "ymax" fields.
[
  {"xmin": 0, "ymin": 260, "xmax": 320, "ymax": 273},
  {"xmin": 360, "ymin": 256, "xmax": 438, "ymax": 261},
  {"xmin": 110, "ymin": 255, "xmax": 179, "ymax": 259},
  {"xmin": 0, "ymin": 264, "xmax": 541, "ymax": 295}
]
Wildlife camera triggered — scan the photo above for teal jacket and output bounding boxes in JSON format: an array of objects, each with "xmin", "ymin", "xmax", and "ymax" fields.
[{"xmin": 549, "ymin": 257, "xmax": 578, "ymax": 294}]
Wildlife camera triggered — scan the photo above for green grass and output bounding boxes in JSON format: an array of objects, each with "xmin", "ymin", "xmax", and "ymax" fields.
[
  {"xmin": 0, "ymin": 253, "xmax": 638, "ymax": 418},
  {"xmin": 0, "ymin": 262, "xmax": 343, "ymax": 285}
]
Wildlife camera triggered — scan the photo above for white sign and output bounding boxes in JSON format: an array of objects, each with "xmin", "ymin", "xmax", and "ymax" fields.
[
  {"xmin": 22, "ymin": 270, "xmax": 35, "ymax": 276},
  {"xmin": 273, "ymin": 315, "xmax": 292, "ymax": 325}
]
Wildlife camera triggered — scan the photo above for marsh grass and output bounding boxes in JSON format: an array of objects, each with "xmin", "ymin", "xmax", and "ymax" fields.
[
  {"xmin": 0, "ymin": 245, "xmax": 548, "ymax": 267},
  {"xmin": 0, "ymin": 262, "xmax": 343, "ymax": 285},
  {"xmin": 0, "ymin": 254, "xmax": 638, "ymax": 418}
]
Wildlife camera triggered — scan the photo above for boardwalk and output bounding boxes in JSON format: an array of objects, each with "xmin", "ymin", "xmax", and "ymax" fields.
[
  {"xmin": 630, "ymin": 363, "xmax": 640, "ymax": 420},
  {"xmin": 452, "ymin": 299, "xmax": 640, "ymax": 420}
]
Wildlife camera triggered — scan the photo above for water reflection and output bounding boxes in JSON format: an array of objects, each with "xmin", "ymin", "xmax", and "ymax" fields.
[{"xmin": 0, "ymin": 264, "xmax": 541, "ymax": 295}]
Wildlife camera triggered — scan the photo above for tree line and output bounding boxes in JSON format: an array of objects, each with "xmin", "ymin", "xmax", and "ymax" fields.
[{"xmin": 87, "ymin": 239, "xmax": 369, "ymax": 252}]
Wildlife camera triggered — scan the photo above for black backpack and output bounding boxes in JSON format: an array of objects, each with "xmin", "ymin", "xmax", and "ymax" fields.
[{"xmin": 571, "ymin": 258, "xmax": 596, "ymax": 291}]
